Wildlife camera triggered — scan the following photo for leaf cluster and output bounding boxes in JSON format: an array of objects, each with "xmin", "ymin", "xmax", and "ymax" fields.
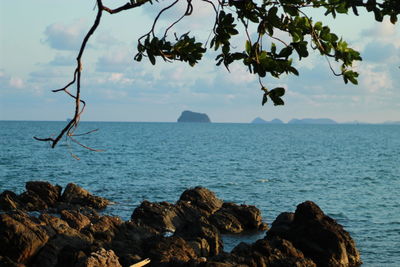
[
  {"xmin": 135, "ymin": 0, "xmax": 399, "ymax": 106},
  {"xmin": 135, "ymin": 33, "xmax": 206, "ymax": 67}
]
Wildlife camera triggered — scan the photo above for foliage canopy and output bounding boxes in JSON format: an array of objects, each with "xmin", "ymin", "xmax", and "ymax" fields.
[{"xmin": 35, "ymin": 0, "xmax": 399, "ymax": 155}]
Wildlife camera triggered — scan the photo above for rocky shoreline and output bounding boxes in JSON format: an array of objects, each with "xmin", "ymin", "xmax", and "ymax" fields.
[{"xmin": 0, "ymin": 181, "xmax": 362, "ymax": 267}]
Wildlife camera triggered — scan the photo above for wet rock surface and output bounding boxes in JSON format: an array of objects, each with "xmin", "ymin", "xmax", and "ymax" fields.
[{"xmin": 0, "ymin": 182, "xmax": 362, "ymax": 267}]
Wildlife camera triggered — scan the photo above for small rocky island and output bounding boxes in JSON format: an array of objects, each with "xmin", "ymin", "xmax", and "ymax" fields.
[
  {"xmin": 251, "ymin": 117, "xmax": 284, "ymax": 124},
  {"xmin": 0, "ymin": 181, "xmax": 362, "ymax": 267},
  {"xmin": 178, "ymin": 110, "xmax": 211, "ymax": 123}
]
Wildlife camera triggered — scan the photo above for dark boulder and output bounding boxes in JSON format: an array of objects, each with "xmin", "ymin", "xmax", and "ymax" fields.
[
  {"xmin": 61, "ymin": 183, "xmax": 110, "ymax": 210},
  {"xmin": 78, "ymin": 248, "xmax": 122, "ymax": 267},
  {"xmin": 18, "ymin": 190, "xmax": 49, "ymax": 211},
  {"xmin": 0, "ymin": 211, "xmax": 50, "ymax": 264},
  {"xmin": 144, "ymin": 236, "xmax": 197, "ymax": 266},
  {"xmin": 60, "ymin": 210, "xmax": 91, "ymax": 231},
  {"xmin": 32, "ymin": 214, "xmax": 92, "ymax": 267},
  {"xmin": 0, "ymin": 190, "xmax": 22, "ymax": 211},
  {"xmin": 210, "ymin": 202, "xmax": 268, "ymax": 234},
  {"xmin": 267, "ymin": 201, "xmax": 362, "ymax": 267},
  {"xmin": 131, "ymin": 201, "xmax": 181, "ymax": 234},
  {"xmin": 25, "ymin": 181, "xmax": 62, "ymax": 208},
  {"xmin": 178, "ymin": 186, "xmax": 223, "ymax": 216},
  {"xmin": 0, "ymin": 181, "xmax": 109, "ymax": 213},
  {"xmin": 108, "ymin": 221, "xmax": 155, "ymax": 267},
  {"xmin": 175, "ymin": 217, "xmax": 223, "ymax": 257},
  {"xmin": 229, "ymin": 237, "xmax": 316, "ymax": 267},
  {"xmin": 0, "ymin": 256, "xmax": 25, "ymax": 267}
]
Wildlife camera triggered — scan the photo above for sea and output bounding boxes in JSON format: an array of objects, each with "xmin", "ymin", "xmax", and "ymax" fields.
[{"xmin": 0, "ymin": 121, "xmax": 399, "ymax": 266}]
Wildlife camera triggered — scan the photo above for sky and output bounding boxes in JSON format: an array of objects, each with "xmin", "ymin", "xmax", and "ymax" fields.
[{"xmin": 0, "ymin": 0, "xmax": 399, "ymax": 123}]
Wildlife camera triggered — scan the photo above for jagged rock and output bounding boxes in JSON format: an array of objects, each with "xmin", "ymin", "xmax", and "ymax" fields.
[
  {"xmin": 210, "ymin": 211, "xmax": 243, "ymax": 234},
  {"xmin": 144, "ymin": 236, "xmax": 197, "ymax": 266},
  {"xmin": 0, "ymin": 256, "xmax": 25, "ymax": 267},
  {"xmin": 60, "ymin": 210, "xmax": 91, "ymax": 230},
  {"xmin": 131, "ymin": 201, "xmax": 180, "ymax": 233},
  {"xmin": 210, "ymin": 202, "xmax": 268, "ymax": 234},
  {"xmin": 0, "ymin": 190, "xmax": 21, "ymax": 211},
  {"xmin": 229, "ymin": 237, "xmax": 316, "ymax": 267},
  {"xmin": 61, "ymin": 183, "xmax": 110, "ymax": 210},
  {"xmin": 87, "ymin": 215, "xmax": 123, "ymax": 245},
  {"xmin": 268, "ymin": 212, "xmax": 294, "ymax": 235},
  {"xmin": 32, "ymin": 214, "xmax": 92, "ymax": 267},
  {"xmin": 267, "ymin": 201, "xmax": 362, "ymax": 267},
  {"xmin": 109, "ymin": 221, "xmax": 155, "ymax": 267},
  {"xmin": 175, "ymin": 217, "xmax": 223, "ymax": 257},
  {"xmin": 18, "ymin": 190, "xmax": 49, "ymax": 211},
  {"xmin": 0, "ymin": 183, "xmax": 361, "ymax": 267},
  {"xmin": 25, "ymin": 181, "xmax": 62, "ymax": 208},
  {"xmin": 178, "ymin": 186, "xmax": 223, "ymax": 216},
  {"xmin": 79, "ymin": 248, "xmax": 122, "ymax": 267},
  {"xmin": 0, "ymin": 211, "xmax": 49, "ymax": 264}
]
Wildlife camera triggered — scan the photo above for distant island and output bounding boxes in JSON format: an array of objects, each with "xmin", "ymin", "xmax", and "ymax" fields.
[
  {"xmin": 251, "ymin": 117, "xmax": 338, "ymax": 124},
  {"xmin": 288, "ymin": 118, "xmax": 337, "ymax": 124},
  {"xmin": 251, "ymin": 117, "xmax": 284, "ymax": 124},
  {"xmin": 177, "ymin": 110, "xmax": 211, "ymax": 123},
  {"xmin": 250, "ymin": 118, "xmax": 400, "ymax": 124}
]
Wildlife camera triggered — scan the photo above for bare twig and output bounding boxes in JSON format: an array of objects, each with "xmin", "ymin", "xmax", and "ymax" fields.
[
  {"xmin": 34, "ymin": 0, "xmax": 105, "ymax": 151},
  {"xmin": 102, "ymin": 0, "xmax": 151, "ymax": 14},
  {"xmin": 139, "ymin": 0, "xmax": 180, "ymax": 42},
  {"xmin": 163, "ymin": 0, "xmax": 193, "ymax": 38}
]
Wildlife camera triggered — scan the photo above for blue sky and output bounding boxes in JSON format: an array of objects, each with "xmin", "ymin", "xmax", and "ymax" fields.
[{"xmin": 0, "ymin": 0, "xmax": 399, "ymax": 123}]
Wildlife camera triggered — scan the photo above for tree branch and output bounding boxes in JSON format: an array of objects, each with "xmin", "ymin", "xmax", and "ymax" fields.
[
  {"xmin": 102, "ymin": 0, "xmax": 151, "ymax": 14},
  {"xmin": 34, "ymin": 0, "xmax": 105, "ymax": 150}
]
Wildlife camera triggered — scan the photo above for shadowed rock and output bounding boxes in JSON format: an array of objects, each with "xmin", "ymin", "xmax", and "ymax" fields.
[
  {"xmin": 25, "ymin": 181, "xmax": 62, "ymax": 208},
  {"xmin": 267, "ymin": 201, "xmax": 362, "ymax": 267},
  {"xmin": 179, "ymin": 186, "xmax": 223, "ymax": 216},
  {"xmin": 0, "ymin": 181, "xmax": 110, "ymax": 213},
  {"xmin": 210, "ymin": 202, "xmax": 268, "ymax": 234},
  {"xmin": 0, "ymin": 183, "xmax": 361, "ymax": 267},
  {"xmin": 0, "ymin": 211, "xmax": 50, "ymax": 264},
  {"xmin": 79, "ymin": 248, "xmax": 122, "ymax": 267},
  {"xmin": 0, "ymin": 190, "xmax": 22, "ymax": 211},
  {"xmin": 61, "ymin": 183, "xmax": 109, "ymax": 210}
]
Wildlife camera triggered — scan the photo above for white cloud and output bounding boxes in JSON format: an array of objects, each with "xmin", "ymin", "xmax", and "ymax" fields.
[
  {"xmin": 96, "ymin": 50, "xmax": 132, "ymax": 72},
  {"xmin": 362, "ymin": 19, "xmax": 397, "ymax": 39},
  {"xmin": 226, "ymin": 64, "xmax": 256, "ymax": 84},
  {"xmin": 44, "ymin": 19, "xmax": 89, "ymax": 50},
  {"xmin": 360, "ymin": 64, "xmax": 393, "ymax": 93},
  {"xmin": 108, "ymin": 73, "xmax": 135, "ymax": 85}
]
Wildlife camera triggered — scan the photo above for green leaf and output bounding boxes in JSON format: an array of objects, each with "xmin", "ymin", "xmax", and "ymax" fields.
[
  {"xmin": 314, "ymin": 22, "xmax": 323, "ymax": 31},
  {"xmin": 262, "ymin": 93, "xmax": 268, "ymax": 106},
  {"xmin": 390, "ymin": 14, "xmax": 398, "ymax": 24},
  {"xmin": 270, "ymin": 87, "xmax": 285, "ymax": 97},
  {"xmin": 134, "ymin": 53, "xmax": 143, "ymax": 62},
  {"xmin": 148, "ymin": 53, "xmax": 156, "ymax": 65},
  {"xmin": 279, "ymin": 46, "xmax": 293, "ymax": 58},
  {"xmin": 245, "ymin": 40, "xmax": 251, "ymax": 54},
  {"xmin": 283, "ymin": 5, "xmax": 299, "ymax": 16},
  {"xmin": 269, "ymin": 95, "xmax": 284, "ymax": 106},
  {"xmin": 288, "ymin": 66, "xmax": 299, "ymax": 76}
]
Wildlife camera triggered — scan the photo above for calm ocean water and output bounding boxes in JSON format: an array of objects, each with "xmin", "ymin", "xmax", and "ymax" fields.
[{"xmin": 0, "ymin": 121, "xmax": 399, "ymax": 266}]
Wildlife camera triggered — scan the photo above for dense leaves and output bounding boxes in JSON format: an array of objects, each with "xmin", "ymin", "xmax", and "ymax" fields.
[
  {"xmin": 134, "ymin": 0, "xmax": 398, "ymax": 106},
  {"xmin": 135, "ymin": 33, "xmax": 206, "ymax": 66}
]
